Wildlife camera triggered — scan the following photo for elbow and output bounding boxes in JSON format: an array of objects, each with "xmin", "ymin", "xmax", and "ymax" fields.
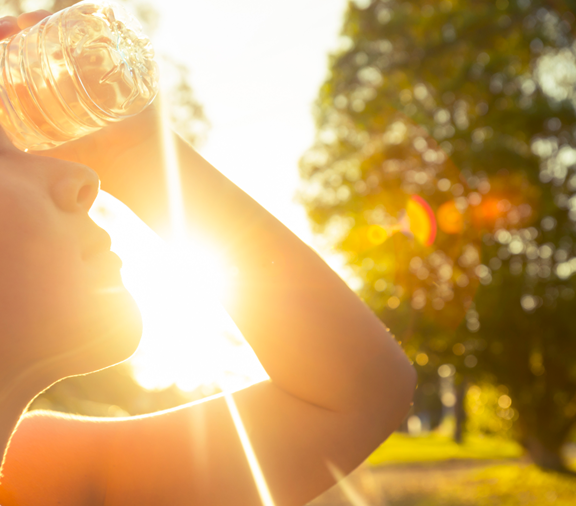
[
  {"xmin": 393, "ymin": 357, "xmax": 417, "ymax": 417},
  {"xmin": 401, "ymin": 361, "xmax": 418, "ymax": 413},
  {"xmin": 376, "ymin": 355, "xmax": 417, "ymax": 437}
]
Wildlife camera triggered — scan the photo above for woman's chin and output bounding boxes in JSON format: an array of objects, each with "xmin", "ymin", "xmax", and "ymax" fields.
[
  {"xmin": 93, "ymin": 288, "xmax": 143, "ymax": 368},
  {"xmin": 61, "ymin": 287, "xmax": 144, "ymax": 376}
]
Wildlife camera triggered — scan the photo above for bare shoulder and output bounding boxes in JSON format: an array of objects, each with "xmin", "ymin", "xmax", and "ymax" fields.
[
  {"xmin": 1, "ymin": 373, "xmax": 412, "ymax": 506},
  {"xmin": 1, "ymin": 410, "xmax": 107, "ymax": 506},
  {"xmin": 100, "ymin": 380, "xmax": 409, "ymax": 506}
]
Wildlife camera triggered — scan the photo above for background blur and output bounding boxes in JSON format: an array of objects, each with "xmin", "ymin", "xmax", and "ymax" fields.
[{"xmin": 3, "ymin": 0, "xmax": 576, "ymax": 504}]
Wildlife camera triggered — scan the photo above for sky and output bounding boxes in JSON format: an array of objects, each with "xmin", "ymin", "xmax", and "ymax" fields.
[{"xmin": 150, "ymin": 0, "xmax": 349, "ymax": 244}]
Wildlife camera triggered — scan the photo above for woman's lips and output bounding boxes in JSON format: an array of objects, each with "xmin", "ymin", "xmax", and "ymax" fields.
[
  {"xmin": 88, "ymin": 250, "xmax": 124, "ymax": 289},
  {"xmin": 82, "ymin": 227, "xmax": 113, "ymax": 261}
]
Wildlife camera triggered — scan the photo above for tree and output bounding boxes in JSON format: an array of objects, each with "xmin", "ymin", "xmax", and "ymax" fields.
[{"xmin": 300, "ymin": 0, "xmax": 576, "ymax": 471}]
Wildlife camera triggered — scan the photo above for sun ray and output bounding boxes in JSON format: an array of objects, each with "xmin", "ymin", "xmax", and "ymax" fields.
[
  {"xmin": 157, "ymin": 59, "xmax": 276, "ymax": 506},
  {"xmin": 224, "ymin": 392, "xmax": 276, "ymax": 506},
  {"xmin": 326, "ymin": 461, "xmax": 378, "ymax": 506},
  {"xmin": 158, "ymin": 57, "xmax": 187, "ymax": 243}
]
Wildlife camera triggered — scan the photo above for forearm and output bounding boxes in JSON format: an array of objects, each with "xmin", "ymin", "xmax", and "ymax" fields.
[{"xmin": 104, "ymin": 132, "xmax": 416, "ymax": 417}]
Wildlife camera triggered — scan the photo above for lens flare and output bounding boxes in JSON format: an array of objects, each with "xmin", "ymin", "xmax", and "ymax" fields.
[
  {"xmin": 365, "ymin": 195, "xmax": 437, "ymax": 248},
  {"xmin": 437, "ymin": 200, "xmax": 464, "ymax": 234},
  {"xmin": 224, "ymin": 393, "xmax": 276, "ymax": 506},
  {"xmin": 159, "ymin": 58, "xmax": 186, "ymax": 242},
  {"xmin": 161, "ymin": 59, "xmax": 277, "ymax": 506},
  {"xmin": 405, "ymin": 195, "xmax": 437, "ymax": 246},
  {"xmin": 326, "ymin": 462, "xmax": 375, "ymax": 506},
  {"xmin": 367, "ymin": 225, "xmax": 391, "ymax": 245}
]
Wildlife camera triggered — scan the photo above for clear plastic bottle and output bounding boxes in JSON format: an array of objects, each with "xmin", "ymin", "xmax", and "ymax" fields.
[{"xmin": 0, "ymin": 0, "xmax": 159, "ymax": 151}]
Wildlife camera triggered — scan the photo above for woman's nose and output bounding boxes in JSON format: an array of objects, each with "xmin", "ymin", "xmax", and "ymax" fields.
[{"xmin": 50, "ymin": 163, "xmax": 100, "ymax": 213}]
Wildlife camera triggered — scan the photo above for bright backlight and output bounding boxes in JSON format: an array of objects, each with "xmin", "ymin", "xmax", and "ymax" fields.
[{"xmin": 90, "ymin": 191, "xmax": 268, "ymax": 394}]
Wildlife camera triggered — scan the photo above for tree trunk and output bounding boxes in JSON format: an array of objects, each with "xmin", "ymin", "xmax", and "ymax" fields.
[
  {"xmin": 523, "ymin": 436, "xmax": 571, "ymax": 473},
  {"xmin": 453, "ymin": 379, "xmax": 467, "ymax": 444}
]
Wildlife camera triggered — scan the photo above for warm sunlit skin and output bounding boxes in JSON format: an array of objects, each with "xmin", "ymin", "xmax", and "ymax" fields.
[
  {"xmin": 0, "ymin": 10, "xmax": 416, "ymax": 506},
  {"xmin": 0, "ymin": 135, "xmax": 142, "ymax": 470}
]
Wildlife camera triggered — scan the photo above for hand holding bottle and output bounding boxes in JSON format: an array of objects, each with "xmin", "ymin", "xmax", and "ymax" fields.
[
  {"xmin": 0, "ymin": 8, "xmax": 165, "ymax": 217},
  {"xmin": 0, "ymin": 1, "xmax": 158, "ymax": 152}
]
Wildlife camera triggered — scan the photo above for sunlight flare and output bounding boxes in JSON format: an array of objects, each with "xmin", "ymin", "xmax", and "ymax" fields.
[
  {"xmin": 159, "ymin": 57, "xmax": 187, "ymax": 242},
  {"xmin": 326, "ymin": 462, "xmax": 376, "ymax": 506},
  {"xmin": 90, "ymin": 192, "xmax": 268, "ymax": 394},
  {"xmin": 224, "ymin": 392, "xmax": 276, "ymax": 506},
  {"xmin": 89, "ymin": 54, "xmax": 270, "ymax": 395}
]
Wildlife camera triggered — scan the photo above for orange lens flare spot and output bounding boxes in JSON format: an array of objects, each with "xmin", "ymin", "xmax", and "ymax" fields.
[
  {"xmin": 437, "ymin": 200, "xmax": 464, "ymax": 234},
  {"xmin": 364, "ymin": 196, "xmax": 436, "ymax": 247},
  {"xmin": 472, "ymin": 196, "xmax": 504, "ymax": 228},
  {"xmin": 406, "ymin": 195, "xmax": 437, "ymax": 246}
]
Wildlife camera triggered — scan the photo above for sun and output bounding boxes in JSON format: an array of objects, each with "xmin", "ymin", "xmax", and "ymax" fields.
[{"xmin": 89, "ymin": 190, "xmax": 268, "ymax": 394}]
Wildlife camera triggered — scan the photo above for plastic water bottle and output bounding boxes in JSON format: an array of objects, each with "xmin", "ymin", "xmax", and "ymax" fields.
[{"xmin": 0, "ymin": 0, "xmax": 159, "ymax": 151}]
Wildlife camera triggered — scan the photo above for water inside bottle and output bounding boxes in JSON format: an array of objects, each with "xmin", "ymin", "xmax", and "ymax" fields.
[{"xmin": 0, "ymin": 1, "xmax": 158, "ymax": 151}]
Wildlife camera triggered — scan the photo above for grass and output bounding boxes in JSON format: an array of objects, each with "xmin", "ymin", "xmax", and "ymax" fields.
[
  {"xmin": 381, "ymin": 464, "xmax": 576, "ymax": 506},
  {"xmin": 368, "ymin": 432, "xmax": 523, "ymax": 465},
  {"xmin": 469, "ymin": 464, "xmax": 576, "ymax": 505},
  {"xmin": 312, "ymin": 436, "xmax": 576, "ymax": 506},
  {"xmin": 312, "ymin": 432, "xmax": 576, "ymax": 505}
]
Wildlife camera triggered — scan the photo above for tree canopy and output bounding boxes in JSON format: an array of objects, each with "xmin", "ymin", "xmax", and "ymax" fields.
[{"xmin": 300, "ymin": 0, "xmax": 576, "ymax": 470}]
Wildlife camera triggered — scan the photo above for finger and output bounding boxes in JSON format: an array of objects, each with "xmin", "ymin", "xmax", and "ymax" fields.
[
  {"xmin": 0, "ymin": 16, "xmax": 18, "ymax": 39},
  {"xmin": 17, "ymin": 10, "xmax": 51, "ymax": 30}
]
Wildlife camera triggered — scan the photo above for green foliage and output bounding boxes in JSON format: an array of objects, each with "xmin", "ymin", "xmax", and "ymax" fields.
[
  {"xmin": 162, "ymin": 56, "xmax": 210, "ymax": 148},
  {"xmin": 300, "ymin": 0, "xmax": 576, "ymax": 467},
  {"xmin": 466, "ymin": 383, "xmax": 519, "ymax": 438}
]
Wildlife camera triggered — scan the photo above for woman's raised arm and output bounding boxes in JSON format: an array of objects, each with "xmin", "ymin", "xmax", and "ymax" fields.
[
  {"xmin": 38, "ymin": 105, "xmax": 417, "ymax": 504},
  {"xmin": 0, "ymin": 26, "xmax": 417, "ymax": 494}
]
